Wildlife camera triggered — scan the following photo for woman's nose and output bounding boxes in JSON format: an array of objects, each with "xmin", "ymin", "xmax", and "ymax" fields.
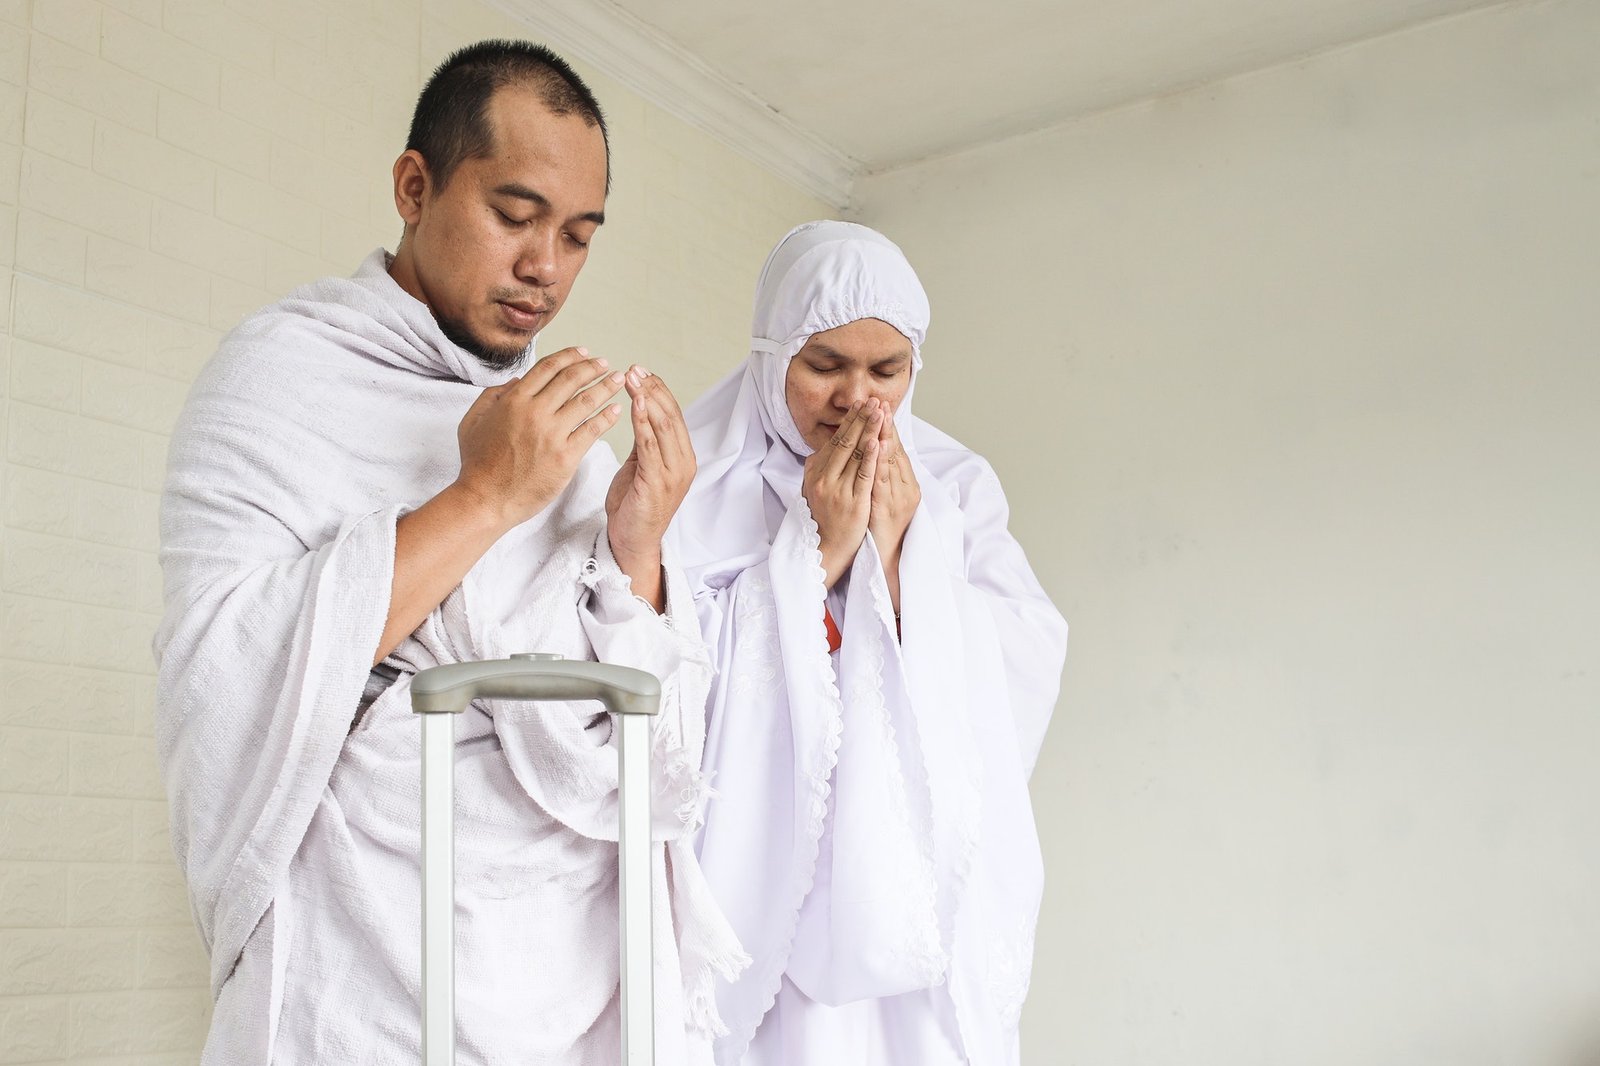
[{"xmin": 834, "ymin": 378, "xmax": 872, "ymax": 410}]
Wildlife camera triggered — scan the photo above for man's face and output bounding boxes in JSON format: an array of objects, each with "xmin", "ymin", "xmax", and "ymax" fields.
[
  {"xmin": 785, "ymin": 317, "xmax": 914, "ymax": 452},
  {"xmin": 391, "ymin": 86, "xmax": 608, "ymax": 367}
]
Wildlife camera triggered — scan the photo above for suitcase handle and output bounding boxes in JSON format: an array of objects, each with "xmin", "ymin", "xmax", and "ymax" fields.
[
  {"xmin": 413, "ymin": 653, "xmax": 659, "ymax": 1066},
  {"xmin": 412, "ymin": 652, "xmax": 662, "ymax": 716}
]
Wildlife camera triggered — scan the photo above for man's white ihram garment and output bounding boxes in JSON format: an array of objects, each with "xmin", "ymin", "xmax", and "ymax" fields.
[
  {"xmin": 671, "ymin": 222, "xmax": 1068, "ymax": 1065},
  {"xmin": 154, "ymin": 250, "xmax": 747, "ymax": 1065}
]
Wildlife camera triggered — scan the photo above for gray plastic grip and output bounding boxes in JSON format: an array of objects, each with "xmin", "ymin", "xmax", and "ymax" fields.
[{"xmin": 410, "ymin": 654, "xmax": 661, "ymax": 717}]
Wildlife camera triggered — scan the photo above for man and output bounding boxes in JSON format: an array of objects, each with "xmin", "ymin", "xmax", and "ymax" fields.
[{"xmin": 155, "ymin": 41, "xmax": 744, "ymax": 1065}]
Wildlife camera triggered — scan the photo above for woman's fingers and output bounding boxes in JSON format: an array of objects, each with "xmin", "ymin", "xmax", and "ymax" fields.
[
  {"xmin": 879, "ymin": 412, "xmax": 915, "ymax": 486},
  {"xmin": 875, "ymin": 416, "xmax": 896, "ymax": 486},
  {"xmin": 821, "ymin": 402, "xmax": 864, "ymax": 477},
  {"xmin": 840, "ymin": 402, "xmax": 885, "ymax": 482},
  {"xmin": 855, "ymin": 435, "xmax": 880, "ymax": 498}
]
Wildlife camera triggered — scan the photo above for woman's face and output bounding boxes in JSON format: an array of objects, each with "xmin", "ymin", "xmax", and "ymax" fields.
[{"xmin": 785, "ymin": 317, "xmax": 914, "ymax": 452}]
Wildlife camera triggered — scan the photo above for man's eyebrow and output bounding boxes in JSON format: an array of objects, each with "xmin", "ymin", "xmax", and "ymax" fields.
[{"xmin": 492, "ymin": 182, "xmax": 606, "ymax": 226}]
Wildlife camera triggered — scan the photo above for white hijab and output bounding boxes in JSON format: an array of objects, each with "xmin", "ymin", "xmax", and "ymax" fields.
[
  {"xmin": 677, "ymin": 221, "xmax": 940, "ymax": 591},
  {"xmin": 679, "ymin": 222, "xmax": 1038, "ymax": 1061}
]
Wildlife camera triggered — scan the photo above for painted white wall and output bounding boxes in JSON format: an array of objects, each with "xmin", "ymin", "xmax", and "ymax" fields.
[{"xmin": 855, "ymin": 0, "xmax": 1600, "ymax": 1062}]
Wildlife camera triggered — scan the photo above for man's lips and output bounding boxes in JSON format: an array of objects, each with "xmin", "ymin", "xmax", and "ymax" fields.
[{"xmin": 498, "ymin": 300, "xmax": 549, "ymax": 330}]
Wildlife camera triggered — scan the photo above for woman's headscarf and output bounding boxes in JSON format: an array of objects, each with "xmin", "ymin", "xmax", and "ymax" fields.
[{"xmin": 675, "ymin": 221, "xmax": 955, "ymax": 593}]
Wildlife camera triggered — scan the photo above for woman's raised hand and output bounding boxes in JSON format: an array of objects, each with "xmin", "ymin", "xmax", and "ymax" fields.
[
  {"xmin": 868, "ymin": 412, "xmax": 920, "ymax": 558},
  {"xmin": 801, "ymin": 398, "xmax": 882, "ymax": 589}
]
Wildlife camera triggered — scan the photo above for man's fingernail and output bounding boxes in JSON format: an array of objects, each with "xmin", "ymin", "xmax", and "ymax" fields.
[
  {"xmin": 595, "ymin": 357, "xmax": 608, "ymax": 368},
  {"xmin": 577, "ymin": 346, "xmax": 589, "ymax": 356}
]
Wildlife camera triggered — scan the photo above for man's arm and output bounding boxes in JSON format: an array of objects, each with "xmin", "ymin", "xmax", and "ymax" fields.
[{"xmin": 373, "ymin": 347, "xmax": 623, "ymax": 665}]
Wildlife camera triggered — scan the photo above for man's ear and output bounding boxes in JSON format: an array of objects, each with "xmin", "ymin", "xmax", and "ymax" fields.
[{"xmin": 393, "ymin": 150, "xmax": 431, "ymax": 227}]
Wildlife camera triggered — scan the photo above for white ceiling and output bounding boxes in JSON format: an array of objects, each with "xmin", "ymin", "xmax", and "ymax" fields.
[{"xmin": 504, "ymin": 0, "xmax": 1507, "ymax": 202}]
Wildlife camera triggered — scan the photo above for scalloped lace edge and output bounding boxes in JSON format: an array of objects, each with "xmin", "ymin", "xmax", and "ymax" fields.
[
  {"xmin": 725, "ymin": 499, "xmax": 847, "ymax": 1061},
  {"xmin": 862, "ymin": 557, "xmax": 946, "ymax": 985}
]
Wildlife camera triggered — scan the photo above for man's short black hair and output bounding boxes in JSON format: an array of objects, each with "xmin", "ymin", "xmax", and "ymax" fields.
[{"xmin": 407, "ymin": 39, "xmax": 610, "ymax": 192}]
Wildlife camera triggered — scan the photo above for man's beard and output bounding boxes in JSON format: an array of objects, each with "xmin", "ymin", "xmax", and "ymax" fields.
[{"xmin": 436, "ymin": 310, "xmax": 534, "ymax": 371}]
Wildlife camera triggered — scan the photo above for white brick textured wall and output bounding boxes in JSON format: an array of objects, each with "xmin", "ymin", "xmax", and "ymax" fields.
[{"xmin": 0, "ymin": 0, "xmax": 827, "ymax": 1061}]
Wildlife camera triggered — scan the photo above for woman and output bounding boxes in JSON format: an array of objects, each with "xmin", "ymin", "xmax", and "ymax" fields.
[{"xmin": 673, "ymin": 221, "xmax": 1068, "ymax": 1065}]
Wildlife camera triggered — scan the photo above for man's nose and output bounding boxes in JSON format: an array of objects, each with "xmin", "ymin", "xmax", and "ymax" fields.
[{"xmin": 515, "ymin": 226, "xmax": 559, "ymax": 287}]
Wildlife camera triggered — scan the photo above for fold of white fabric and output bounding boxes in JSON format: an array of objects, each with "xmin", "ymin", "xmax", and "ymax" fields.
[
  {"xmin": 671, "ymin": 222, "xmax": 1068, "ymax": 1064},
  {"xmin": 155, "ymin": 249, "xmax": 745, "ymax": 1065}
]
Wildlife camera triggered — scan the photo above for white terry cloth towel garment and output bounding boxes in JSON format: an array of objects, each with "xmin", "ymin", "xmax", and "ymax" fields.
[
  {"xmin": 670, "ymin": 221, "xmax": 1069, "ymax": 1066},
  {"xmin": 154, "ymin": 249, "xmax": 747, "ymax": 1066}
]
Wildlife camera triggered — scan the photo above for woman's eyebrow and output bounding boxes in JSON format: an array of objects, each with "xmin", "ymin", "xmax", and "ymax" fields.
[{"xmin": 805, "ymin": 342, "xmax": 911, "ymax": 364}]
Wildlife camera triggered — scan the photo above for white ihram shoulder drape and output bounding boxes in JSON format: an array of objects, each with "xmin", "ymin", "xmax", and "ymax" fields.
[
  {"xmin": 155, "ymin": 250, "xmax": 745, "ymax": 1065},
  {"xmin": 671, "ymin": 222, "xmax": 1068, "ymax": 1065}
]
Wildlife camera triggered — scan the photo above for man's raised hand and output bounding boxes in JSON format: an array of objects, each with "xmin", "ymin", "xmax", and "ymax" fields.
[
  {"xmin": 379, "ymin": 347, "xmax": 621, "ymax": 665},
  {"xmin": 605, "ymin": 367, "xmax": 697, "ymax": 610},
  {"xmin": 454, "ymin": 346, "xmax": 623, "ymax": 529}
]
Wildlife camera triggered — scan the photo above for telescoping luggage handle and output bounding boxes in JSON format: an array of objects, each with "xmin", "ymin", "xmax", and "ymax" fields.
[{"xmin": 411, "ymin": 653, "xmax": 660, "ymax": 1066}]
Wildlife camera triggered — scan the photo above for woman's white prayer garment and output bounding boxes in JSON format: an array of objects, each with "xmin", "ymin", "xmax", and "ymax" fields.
[
  {"xmin": 154, "ymin": 251, "xmax": 746, "ymax": 1066},
  {"xmin": 671, "ymin": 221, "xmax": 1069, "ymax": 1065}
]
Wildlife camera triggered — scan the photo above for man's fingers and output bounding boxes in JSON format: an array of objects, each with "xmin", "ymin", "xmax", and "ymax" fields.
[
  {"xmin": 557, "ymin": 369, "xmax": 625, "ymax": 428},
  {"xmin": 515, "ymin": 346, "xmax": 593, "ymax": 395},
  {"xmin": 547, "ymin": 353, "xmax": 616, "ymax": 400},
  {"xmin": 638, "ymin": 371, "xmax": 692, "ymax": 472},
  {"xmin": 572, "ymin": 401, "xmax": 622, "ymax": 448},
  {"xmin": 632, "ymin": 389, "xmax": 661, "ymax": 464}
]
